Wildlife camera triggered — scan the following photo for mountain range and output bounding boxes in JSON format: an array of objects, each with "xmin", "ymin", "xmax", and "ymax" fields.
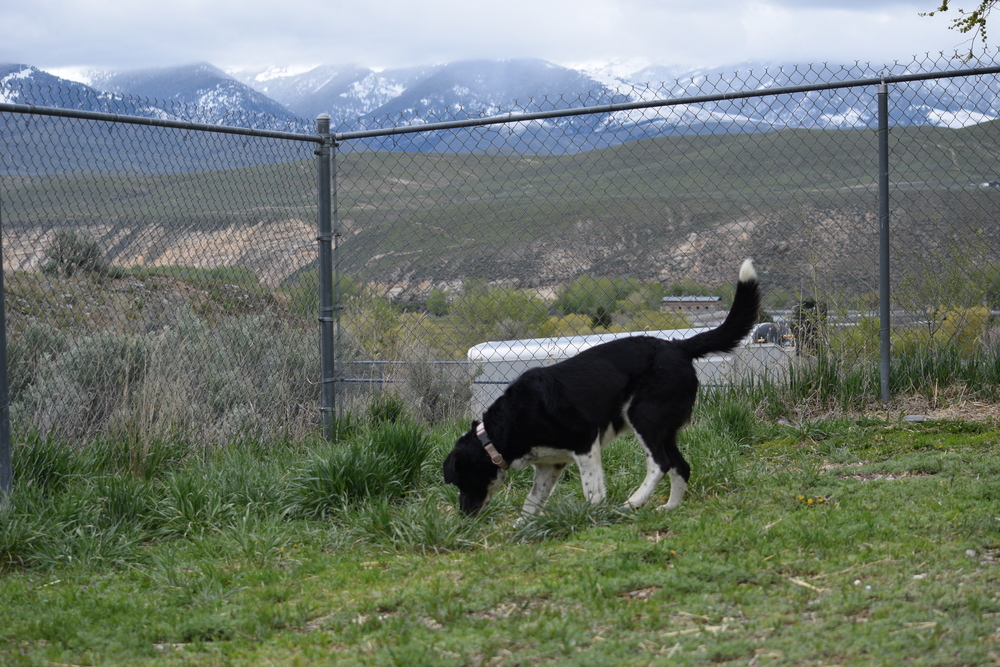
[{"xmin": 3, "ymin": 56, "xmax": 999, "ymax": 155}]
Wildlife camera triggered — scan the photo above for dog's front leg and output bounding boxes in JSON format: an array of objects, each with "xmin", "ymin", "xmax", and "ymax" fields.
[
  {"xmin": 574, "ymin": 446, "xmax": 607, "ymax": 505},
  {"xmin": 520, "ymin": 463, "xmax": 566, "ymax": 517}
]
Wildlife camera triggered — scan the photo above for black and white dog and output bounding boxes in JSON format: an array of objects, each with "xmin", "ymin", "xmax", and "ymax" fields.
[{"xmin": 443, "ymin": 259, "xmax": 761, "ymax": 517}]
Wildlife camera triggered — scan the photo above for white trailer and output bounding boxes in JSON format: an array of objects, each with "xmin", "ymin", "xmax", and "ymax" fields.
[{"xmin": 466, "ymin": 327, "xmax": 793, "ymax": 415}]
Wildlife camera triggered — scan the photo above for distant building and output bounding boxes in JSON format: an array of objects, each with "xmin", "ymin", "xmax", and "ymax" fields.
[{"xmin": 661, "ymin": 295, "xmax": 722, "ymax": 314}]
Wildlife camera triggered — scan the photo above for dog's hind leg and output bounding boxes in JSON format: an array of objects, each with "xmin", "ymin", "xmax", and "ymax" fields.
[
  {"xmin": 521, "ymin": 463, "xmax": 566, "ymax": 517},
  {"xmin": 624, "ymin": 441, "xmax": 665, "ymax": 509},
  {"xmin": 656, "ymin": 437, "xmax": 691, "ymax": 510},
  {"xmin": 574, "ymin": 443, "xmax": 607, "ymax": 504},
  {"xmin": 660, "ymin": 468, "xmax": 689, "ymax": 510},
  {"xmin": 629, "ymin": 396, "xmax": 693, "ymax": 510}
]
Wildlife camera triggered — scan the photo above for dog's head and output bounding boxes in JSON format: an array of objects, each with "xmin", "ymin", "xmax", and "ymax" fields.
[{"xmin": 443, "ymin": 420, "xmax": 508, "ymax": 516}]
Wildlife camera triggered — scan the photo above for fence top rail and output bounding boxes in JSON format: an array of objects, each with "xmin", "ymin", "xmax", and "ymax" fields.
[
  {"xmin": 333, "ymin": 64, "xmax": 1000, "ymax": 142},
  {"xmin": 0, "ymin": 101, "xmax": 322, "ymax": 144}
]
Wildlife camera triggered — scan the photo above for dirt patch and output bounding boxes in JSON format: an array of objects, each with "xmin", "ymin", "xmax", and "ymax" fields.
[
  {"xmin": 871, "ymin": 395, "xmax": 1000, "ymax": 425},
  {"xmin": 784, "ymin": 391, "xmax": 1000, "ymax": 426},
  {"xmin": 4, "ymin": 219, "xmax": 317, "ymax": 288}
]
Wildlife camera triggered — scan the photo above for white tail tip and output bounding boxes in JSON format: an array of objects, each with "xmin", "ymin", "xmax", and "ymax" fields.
[{"xmin": 739, "ymin": 258, "xmax": 757, "ymax": 282}]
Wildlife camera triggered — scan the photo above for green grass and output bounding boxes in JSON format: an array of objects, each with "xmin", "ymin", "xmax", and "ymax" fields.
[{"xmin": 1, "ymin": 395, "xmax": 999, "ymax": 665}]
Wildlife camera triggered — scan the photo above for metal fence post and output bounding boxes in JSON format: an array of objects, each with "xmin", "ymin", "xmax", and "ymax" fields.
[
  {"xmin": 877, "ymin": 80, "xmax": 892, "ymax": 403},
  {"xmin": 316, "ymin": 114, "xmax": 337, "ymax": 439},
  {"xmin": 331, "ymin": 138, "xmax": 344, "ymax": 425},
  {"xmin": 0, "ymin": 202, "xmax": 11, "ymax": 505}
]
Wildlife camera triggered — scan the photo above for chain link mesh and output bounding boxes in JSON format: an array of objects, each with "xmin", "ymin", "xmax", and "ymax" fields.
[
  {"xmin": 2, "ymin": 55, "xmax": 999, "ymax": 442},
  {"xmin": 1, "ymin": 90, "xmax": 318, "ymax": 445},
  {"xmin": 334, "ymin": 56, "xmax": 1000, "ymax": 420}
]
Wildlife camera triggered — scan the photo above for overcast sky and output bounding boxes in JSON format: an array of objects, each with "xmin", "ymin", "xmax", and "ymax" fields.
[{"xmin": 0, "ymin": 0, "xmax": 980, "ymax": 75}]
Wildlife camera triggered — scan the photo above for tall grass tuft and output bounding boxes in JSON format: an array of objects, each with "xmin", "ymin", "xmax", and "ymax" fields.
[
  {"xmin": 93, "ymin": 474, "xmax": 159, "ymax": 530},
  {"xmin": 510, "ymin": 499, "xmax": 630, "ymax": 543},
  {"xmin": 286, "ymin": 420, "xmax": 433, "ymax": 518},
  {"xmin": 13, "ymin": 433, "xmax": 77, "ymax": 493},
  {"xmin": 0, "ymin": 508, "xmax": 38, "ymax": 572},
  {"xmin": 366, "ymin": 392, "xmax": 408, "ymax": 425},
  {"xmin": 343, "ymin": 492, "xmax": 487, "ymax": 554},
  {"xmin": 157, "ymin": 470, "xmax": 237, "ymax": 537},
  {"xmin": 88, "ymin": 433, "xmax": 193, "ymax": 481}
]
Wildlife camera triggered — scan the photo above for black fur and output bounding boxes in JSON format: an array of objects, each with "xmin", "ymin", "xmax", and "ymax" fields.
[{"xmin": 444, "ymin": 261, "xmax": 761, "ymax": 516}]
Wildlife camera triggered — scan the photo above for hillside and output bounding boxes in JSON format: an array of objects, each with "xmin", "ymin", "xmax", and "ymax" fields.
[{"xmin": 2, "ymin": 123, "xmax": 999, "ymax": 303}]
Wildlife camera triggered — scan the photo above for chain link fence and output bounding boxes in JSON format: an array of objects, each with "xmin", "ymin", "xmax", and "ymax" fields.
[
  {"xmin": 1, "ymin": 54, "xmax": 999, "ymax": 461},
  {"xmin": 331, "ymin": 54, "xmax": 1000, "ymax": 419},
  {"xmin": 1, "ymin": 88, "xmax": 322, "ymax": 458}
]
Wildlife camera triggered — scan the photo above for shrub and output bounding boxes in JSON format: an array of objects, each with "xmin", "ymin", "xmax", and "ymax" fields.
[
  {"xmin": 613, "ymin": 310, "xmax": 691, "ymax": 333},
  {"xmin": 554, "ymin": 276, "xmax": 673, "ymax": 329},
  {"xmin": 401, "ymin": 358, "xmax": 474, "ymax": 426},
  {"xmin": 280, "ymin": 268, "xmax": 358, "ymax": 319},
  {"xmin": 42, "ymin": 229, "xmax": 109, "ymax": 278},
  {"xmin": 59, "ymin": 333, "xmax": 150, "ymax": 432},
  {"xmin": 790, "ymin": 300, "xmax": 828, "ymax": 355},
  {"xmin": 7, "ymin": 322, "xmax": 66, "ymax": 402},
  {"xmin": 344, "ymin": 297, "xmax": 404, "ymax": 359},
  {"xmin": 617, "ymin": 283, "xmax": 665, "ymax": 314},
  {"xmin": 12, "ymin": 306, "xmax": 321, "ymax": 445},
  {"xmin": 985, "ymin": 263, "xmax": 1000, "ymax": 309},
  {"xmin": 540, "ymin": 314, "xmax": 599, "ymax": 337}
]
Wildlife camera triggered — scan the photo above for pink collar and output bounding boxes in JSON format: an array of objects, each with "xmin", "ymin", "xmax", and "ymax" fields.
[{"xmin": 476, "ymin": 422, "xmax": 508, "ymax": 469}]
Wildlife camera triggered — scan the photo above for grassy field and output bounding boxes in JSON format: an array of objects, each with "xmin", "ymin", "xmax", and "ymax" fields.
[{"xmin": 1, "ymin": 390, "xmax": 998, "ymax": 666}]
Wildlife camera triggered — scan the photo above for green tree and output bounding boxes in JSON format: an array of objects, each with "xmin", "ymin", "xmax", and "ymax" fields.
[
  {"xmin": 426, "ymin": 288, "xmax": 449, "ymax": 316},
  {"xmin": 451, "ymin": 280, "xmax": 549, "ymax": 346},
  {"xmin": 553, "ymin": 275, "xmax": 644, "ymax": 329}
]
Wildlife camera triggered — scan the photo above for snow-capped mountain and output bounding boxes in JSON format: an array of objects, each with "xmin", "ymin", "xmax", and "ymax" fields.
[
  {"xmin": 0, "ymin": 63, "xmax": 307, "ymax": 175},
  {"xmin": 229, "ymin": 63, "xmax": 440, "ymax": 122},
  {"xmin": 1, "ymin": 63, "xmax": 107, "ymax": 108},
  {"xmin": 229, "ymin": 56, "xmax": 1000, "ymax": 146},
  {"xmin": 87, "ymin": 62, "xmax": 299, "ymax": 123},
  {"xmin": 6, "ymin": 56, "xmax": 1000, "ymax": 157}
]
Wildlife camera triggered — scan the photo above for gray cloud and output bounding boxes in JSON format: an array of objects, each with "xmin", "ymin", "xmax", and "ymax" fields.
[{"xmin": 0, "ymin": 0, "xmax": 968, "ymax": 73}]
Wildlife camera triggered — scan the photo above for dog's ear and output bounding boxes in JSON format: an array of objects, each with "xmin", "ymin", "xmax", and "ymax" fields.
[
  {"xmin": 442, "ymin": 450, "xmax": 458, "ymax": 484},
  {"xmin": 470, "ymin": 419, "xmax": 480, "ymax": 431}
]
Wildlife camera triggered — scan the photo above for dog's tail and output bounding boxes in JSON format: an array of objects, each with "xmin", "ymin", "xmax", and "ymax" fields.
[{"xmin": 675, "ymin": 259, "xmax": 761, "ymax": 360}]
